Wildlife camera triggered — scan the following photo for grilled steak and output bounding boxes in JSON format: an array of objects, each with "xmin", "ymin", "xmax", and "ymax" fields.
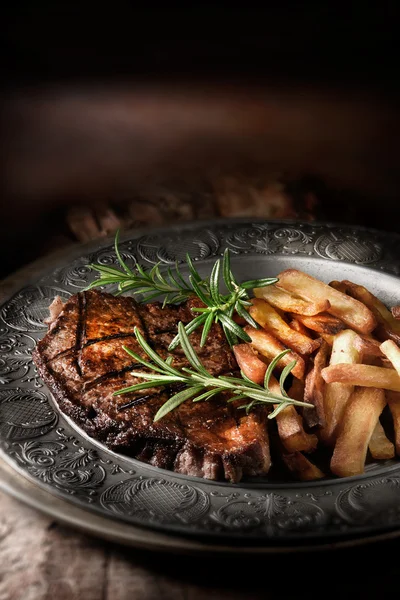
[{"xmin": 32, "ymin": 290, "xmax": 271, "ymax": 482}]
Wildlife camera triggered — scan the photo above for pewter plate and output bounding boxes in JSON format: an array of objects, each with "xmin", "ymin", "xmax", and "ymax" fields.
[{"xmin": 1, "ymin": 218, "xmax": 400, "ymax": 548}]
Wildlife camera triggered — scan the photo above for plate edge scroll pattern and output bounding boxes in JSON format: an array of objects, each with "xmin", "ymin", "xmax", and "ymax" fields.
[{"xmin": 0, "ymin": 220, "xmax": 400, "ymax": 539}]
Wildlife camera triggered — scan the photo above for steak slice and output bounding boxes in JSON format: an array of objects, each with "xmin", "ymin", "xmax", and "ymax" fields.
[{"xmin": 33, "ymin": 289, "xmax": 271, "ymax": 482}]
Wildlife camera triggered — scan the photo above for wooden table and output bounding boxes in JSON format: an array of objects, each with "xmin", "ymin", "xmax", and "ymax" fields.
[{"xmin": 2, "ymin": 465, "xmax": 400, "ymax": 600}]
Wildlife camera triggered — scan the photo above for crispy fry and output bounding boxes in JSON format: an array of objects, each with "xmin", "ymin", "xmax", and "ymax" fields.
[
  {"xmin": 340, "ymin": 280, "xmax": 400, "ymax": 344},
  {"xmin": 280, "ymin": 449, "xmax": 325, "ymax": 481},
  {"xmin": 254, "ymin": 285, "xmax": 330, "ymax": 315},
  {"xmin": 354, "ymin": 335, "xmax": 383, "ymax": 359},
  {"xmin": 292, "ymin": 313, "xmax": 347, "ymax": 336},
  {"xmin": 380, "ymin": 340, "xmax": 400, "ymax": 376},
  {"xmin": 249, "ymin": 298, "xmax": 320, "ymax": 355},
  {"xmin": 387, "ymin": 391, "xmax": 400, "ymax": 456},
  {"xmin": 288, "ymin": 377, "xmax": 305, "ymax": 402},
  {"xmin": 330, "ymin": 387, "xmax": 386, "ymax": 477},
  {"xmin": 261, "ymin": 365, "xmax": 318, "ymax": 453},
  {"xmin": 321, "ymin": 330, "xmax": 361, "ymax": 445},
  {"xmin": 276, "ymin": 269, "xmax": 377, "ymax": 334},
  {"xmin": 320, "ymin": 333, "xmax": 335, "ymax": 346},
  {"xmin": 329, "ymin": 280, "xmax": 349, "ymax": 294},
  {"xmin": 368, "ymin": 420, "xmax": 395, "ymax": 460},
  {"xmin": 244, "ymin": 326, "xmax": 305, "ymax": 379},
  {"xmin": 233, "ymin": 344, "xmax": 267, "ymax": 385},
  {"xmin": 322, "ymin": 363, "xmax": 400, "ymax": 391},
  {"xmin": 289, "ymin": 317, "xmax": 312, "ymax": 337},
  {"xmin": 234, "ymin": 347, "xmax": 317, "ymax": 453},
  {"xmin": 392, "ymin": 306, "xmax": 400, "ymax": 320},
  {"xmin": 303, "ymin": 341, "xmax": 330, "ymax": 428}
]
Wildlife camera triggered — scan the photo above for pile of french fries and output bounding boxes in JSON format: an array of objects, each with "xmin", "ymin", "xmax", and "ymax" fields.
[{"xmin": 233, "ymin": 268, "xmax": 400, "ymax": 481}]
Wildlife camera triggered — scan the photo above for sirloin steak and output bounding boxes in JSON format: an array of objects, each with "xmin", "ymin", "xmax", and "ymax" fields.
[{"xmin": 32, "ymin": 290, "xmax": 271, "ymax": 482}]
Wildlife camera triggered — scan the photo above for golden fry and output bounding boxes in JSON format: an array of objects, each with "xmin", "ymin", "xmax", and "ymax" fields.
[
  {"xmin": 293, "ymin": 313, "xmax": 347, "ymax": 336},
  {"xmin": 387, "ymin": 391, "xmax": 400, "ymax": 456},
  {"xmin": 322, "ymin": 330, "xmax": 361, "ymax": 445},
  {"xmin": 368, "ymin": 420, "xmax": 395, "ymax": 460},
  {"xmin": 244, "ymin": 326, "xmax": 305, "ymax": 379},
  {"xmin": 249, "ymin": 298, "xmax": 320, "ymax": 355},
  {"xmin": 340, "ymin": 280, "xmax": 400, "ymax": 344},
  {"xmin": 331, "ymin": 387, "xmax": 386, "ymax": 477},
  {"xmin": 233, "ymin": 344, "xmax": 267, "ymax": 385},
  {"xmin": 319, "ymin": 333, "xmax": 335, "ymax": 346},
  {"xmin": 303, "ymin": 340, "xmax": 330, "ymax": 428},
  {"xmin": 254, "ymin": 285, "xmax": 330, "ymax": 315},
  {"xmin": 380, "ymin": 340, "xmax": 400, "ymax": 376},
  {"xmin": 329, "ymin": 280, "xmax": 349, "ymax": 294},
  {"xmin": 289, "ymin": 317, "xmax": 313, "ymax": 337},
  {"xmin": 276, "ymin": 269, "xmax": 377, "ymax": 334},
  {"xmin": 354, "ymin": 335, "xmax": 383, "ymax": 359},
  {"xmin": 261, "ymin": 361, "xmax": 318, "ymax": 453},
  {"xmin": 322, "ymin": 363, "xmax": 400, "ymax": 391},
  {"xmin": 280, "ymin": 450, "xmax": 325, "ymax": 481}
]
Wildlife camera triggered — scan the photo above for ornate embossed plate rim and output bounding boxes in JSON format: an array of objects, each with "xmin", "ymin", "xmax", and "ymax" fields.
[{"xmin": 1, "ymin": 218, "xmax": 400, "ymax": 546}]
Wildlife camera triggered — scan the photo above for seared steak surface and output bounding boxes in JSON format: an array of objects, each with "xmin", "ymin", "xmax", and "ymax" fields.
[{"xmin": 33, "ymin": 290, "xmax": 271, "ymax": 482}]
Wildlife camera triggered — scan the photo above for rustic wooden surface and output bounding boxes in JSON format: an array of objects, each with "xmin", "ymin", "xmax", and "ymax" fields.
[{"xmin": 1, "ymin": 185, "xmax": 400, "ymax": 599}]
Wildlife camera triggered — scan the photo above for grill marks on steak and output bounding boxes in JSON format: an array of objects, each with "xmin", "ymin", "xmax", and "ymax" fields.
[{"xmin": 33, "ymin": 290, "xmax": 271, "ymax": 482}]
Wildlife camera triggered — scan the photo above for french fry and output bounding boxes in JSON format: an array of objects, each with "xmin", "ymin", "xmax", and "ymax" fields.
[
  {"xmin": 354, "ymin": 335, "xmax": 383, "ymax": 359},
  {"xmin": 340, "ymin": 280, "xmax": 400, "ymax": 344},
  {"xmin": 280, "ymin": 449, "xmax": 325, "ymax": 481},
  {"xmin": 233, "ymin": 345, "xmax": 317, "ymax": 453},
  {"xmin": 380, "ymin": 340, "xmax": 400, "ymax": 376},
  {"xmin": 329, "ymin": 280, "xmax": 349, "ymax": 294},
  {"xmin": 321, "ymin": 330, "xmax": 361, "ymax": 445},
  {"xmin": 292, "ymin": 313, "xmax": 347, "ymax": 336},
  {"xmin": 249, "ymin": 298, "xmax": 320, "ymax": 355},
  {"xmin": 331, "ymin": 387, "xmax": 386, "ymax": 477},
  {"xmin": 303, "ymin": 340, "xmax": 330, "ymax": 428},
  {"xmin": 254, "ymin": 285, "xmax": 330, "ymax": 315},
  {"xmin": 276, "ymin": 269, "xmax": 377, "ymax": 334},
  {"xmin": 392, "ymin": 306, "xmax": 400, "ymax": 320},
  {"xmin": 387, "ymin": 391, "xmax": 400, "ymax": 456},
  {"xmin": 322, "ymin": 363, "xmax": 400, "ymax": 391},
  {"xmin": 289, "ymin": 317, "xmax": 313, "ymax": 337},
  {"xmin": 320, "ymin": 333, "xmax": 335, "ymax": 346},
  {"xmin": 368, "ymin": 420, "xmax": 395, "ymax": 460},
  {"xmin": 244, "ymin": 326, "xmax": 306, "ymax": 379},
  {"xmin": 233, "ymin": 344, "xmax": 267, "ymax": 385},
  {"xmin": 288, "ymin": 377, "xmax": 305, "ymax": 402},
  {"xmin": 268, "ymin": 375, "xmax": 318, "ymax": 453}
]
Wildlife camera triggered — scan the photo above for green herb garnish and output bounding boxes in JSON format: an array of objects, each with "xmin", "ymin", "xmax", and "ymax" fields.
[
  {"xmin": 87, "ymin": 230, "xmax": 278, "ymax": 349},
  {"xmin": 114, "ymin": 323, "xmax": 313, "ymax": 421}
]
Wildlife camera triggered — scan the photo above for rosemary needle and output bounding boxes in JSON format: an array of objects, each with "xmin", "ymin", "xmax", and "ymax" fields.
[
  {"xmin": 87, "ymin": 230, "xmax": 278, "ymax": 349},
  {"xmin": 114, "ymin": 323, "xmax": 313, "ymax": 422}
]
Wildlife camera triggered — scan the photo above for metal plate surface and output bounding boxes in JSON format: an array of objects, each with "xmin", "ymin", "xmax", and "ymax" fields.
[{"xmin": 1, "ymin": 218, "xmax": 400, "ymax": 547}]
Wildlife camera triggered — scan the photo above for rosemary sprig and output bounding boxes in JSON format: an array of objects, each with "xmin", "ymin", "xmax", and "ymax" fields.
[
  {"xmin": 86, "ymin": 230, "xmax": 203, "ymax": 307},
  {"xmin": 114, "ymin": 323, "xmax": 313, "ymax": 422},
  {"xmin": 87, "ymin": 231, "xmax": 278, "ymax": 348}
]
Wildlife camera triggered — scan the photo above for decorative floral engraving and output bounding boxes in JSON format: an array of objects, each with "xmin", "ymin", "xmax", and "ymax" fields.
[
  {"xmin": 0, "ymin": 332, "xmax": 38, "ymax": 385},
  {"xmin": 1, "ymin": 286, "xmax": 71, "ymax": 331},
  {"xmin": 226, "ymin": 224, "xmax": 314, "ymax": 255},
  {"xmin": 0, "ymin": 389, "xmax": 57, "ymax": 440},
  {"xmin": 136, "ymin": 228, "xmax": 220, "ymax": 264},
  {"xmin": 52, "ymin": 260, "xmax": 93, "ymax": 288},
  {"xmin": 314, "ymin": 231, "xmax": 383, "ymax": 264},
  {"xmin": 101, "ymin": 477, "xmax": 210, "ymax": 524},
  {"xmin": 210, "ymin": 492, "xmax": 325, "ymax": 534},
  {"xmin": 12, "ymin": 439, "xmax": 106, "ymax": 500},
  {"xmin": 336, "ymin": 477, "xmax": 400, "ymax": 525}
]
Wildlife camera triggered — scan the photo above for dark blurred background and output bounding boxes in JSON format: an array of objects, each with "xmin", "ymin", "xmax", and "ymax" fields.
[{"xmin": 1, "ymin": 3, "xmax": 399, "ymax": 279}]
